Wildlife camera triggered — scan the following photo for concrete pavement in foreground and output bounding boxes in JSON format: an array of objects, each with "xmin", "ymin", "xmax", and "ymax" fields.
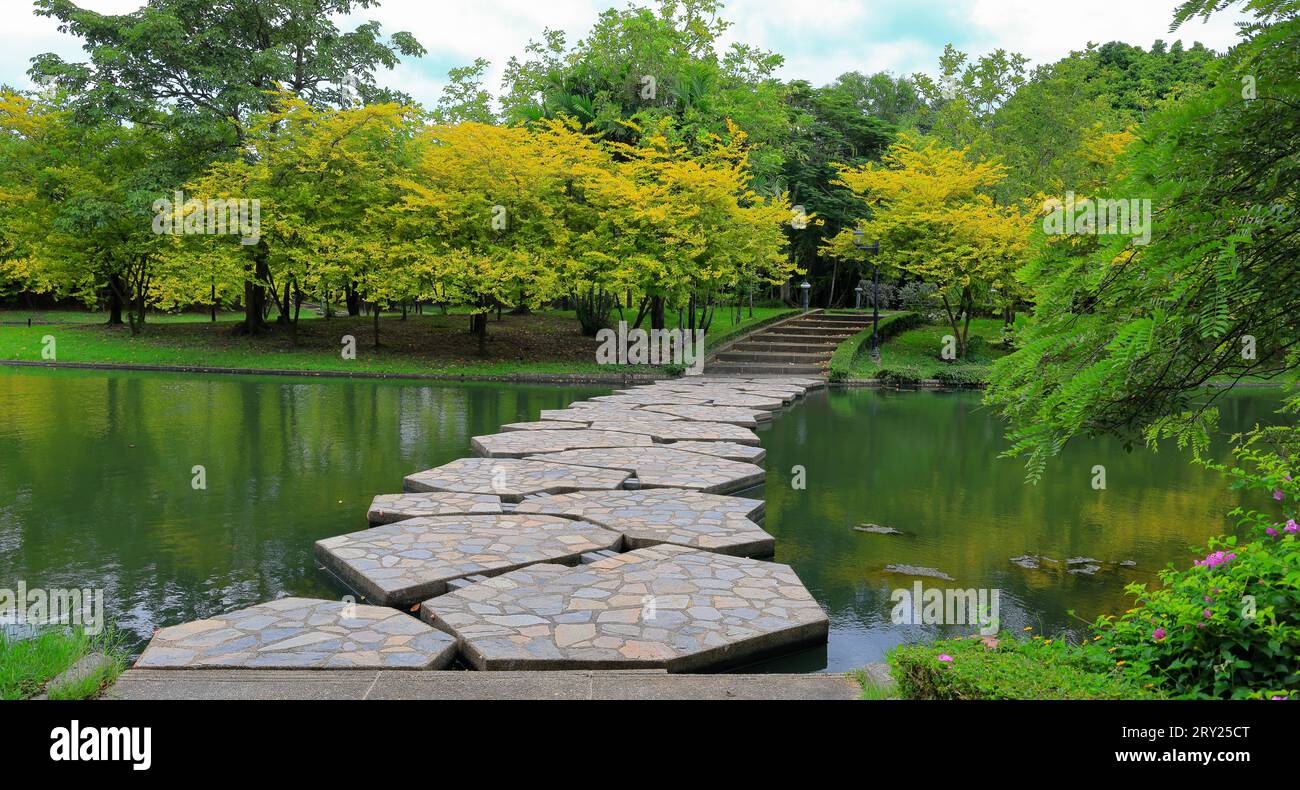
[{"xmin": 108, "ymin": 668, "xmax": 865, "ymax": 700}]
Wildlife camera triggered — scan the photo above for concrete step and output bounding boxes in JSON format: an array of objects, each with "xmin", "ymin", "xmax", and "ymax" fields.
[
  {"xmin": 762, "ymin": 326, "xmax": 859, "ymax": 338},
  {"xmin": 707, "ymin": 361, "xmax": 827, "ymax": 375},
  {"xmin": 732, "ymin": 341, "xmax": 840, "ymax": 354},
  {"xmin": 717, "ymin": 350, "xmax": 832, "ymax": 364}
]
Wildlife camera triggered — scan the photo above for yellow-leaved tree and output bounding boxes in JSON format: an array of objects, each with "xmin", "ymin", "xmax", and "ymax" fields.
[{"xmin": 825, "ymin": 134, "xmax": 1032, "ymax": 358}]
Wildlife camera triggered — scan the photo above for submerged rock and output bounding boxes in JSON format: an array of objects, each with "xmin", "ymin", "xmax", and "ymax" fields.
[
  {"xmin": 884, "ymin": 564, "xmax": 954, "ymax": 581},
  {"xmin": 1068, "ymin": 564, "xmax": 1103, "ymax": 575},
  {"xmin": 855, "ymin": 524, "xmax": 903, "ymax": 535}
]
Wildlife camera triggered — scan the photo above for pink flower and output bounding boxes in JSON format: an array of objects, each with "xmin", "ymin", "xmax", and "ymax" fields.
[
  {"xmin": 1286, "ymin": 519, "xmax": 1298, "ymax": 534},
  {"xmin": 1274, "ymin": 490, "xmax": 1285, "ymax": 501},
  {"xmin": 937, "ymin": 654, "xmax": 954, "ymax": 663},
  {"xmin": 1195, "ymin": 551, "xmax": 1236, "ymax": 568},
  {"xmin": 1153, "ymin": 628, "xmax": 1166, "ymax": 640},
  {"xmin": 1267, "ymin": 526, "xmax": 1279, "ymax": 537},
  {"xmin": 1203, "ymin": 609, "xmax": 1213, "ymax": 619}
]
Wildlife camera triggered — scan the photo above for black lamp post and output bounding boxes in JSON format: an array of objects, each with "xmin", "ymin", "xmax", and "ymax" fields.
[
  {"xmin": 799, "ymin": 280, "xmax": 811, "ymax": 313},
  {"xmin": 853, "ymin": 230, "xmax": 882, "ymax": 361}
]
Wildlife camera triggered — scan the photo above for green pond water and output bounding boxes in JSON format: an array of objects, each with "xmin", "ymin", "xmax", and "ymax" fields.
[{"xmin": 0, "ymin": 367, "xmax": 1281, "ymax": 671}]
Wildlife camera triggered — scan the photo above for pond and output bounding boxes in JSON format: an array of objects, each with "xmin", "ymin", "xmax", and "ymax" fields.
[
  {"xmin": 753, "ymin": 386, "xmax": 1280, "ymax": 672},
  {"xmin": 0, "ymin": 367, "xmax": 1280, "ymax": 671}
]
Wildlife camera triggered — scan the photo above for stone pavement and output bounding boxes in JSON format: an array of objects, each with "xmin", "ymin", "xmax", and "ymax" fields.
[
  {"xmin": 132, "ymin": 376, "xmax": 840, "ymax": 680},
  {"xmin": 108, "ymin": 669, "xmax": 864, "ymax": 700},
  {"xmin": 135, "ymin": 598, "xmax": 457, "ymax": 670},
  {"xmin": 315, "ymin": 515, "xmax": 622, "ymax": 606},
  {"xmin": 421, "ymin": 545, "xmax": 828, "ymax": 672},
  {"xmin": 514, "ymin": 488, "xmax": 773, "ymax": 556}
]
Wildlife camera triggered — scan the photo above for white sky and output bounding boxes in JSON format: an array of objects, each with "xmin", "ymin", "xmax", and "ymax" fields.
[{"xmin": 0, "ymin": 0, "xmax": 1252, "ymax": 107}]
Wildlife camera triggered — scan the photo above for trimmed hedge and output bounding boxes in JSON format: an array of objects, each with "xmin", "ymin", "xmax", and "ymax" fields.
[
  {"xmin": 827, "ymin": 311, "xmax": 923, "ymax": 381},
  {"xmin": 889, "ymin": 633, "xmax": 1165, "ymax": 700}
]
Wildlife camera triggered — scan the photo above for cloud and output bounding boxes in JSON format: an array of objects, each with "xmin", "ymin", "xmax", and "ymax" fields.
[{"xmin": 1, "ymin": 0, "xmax": 1255, "ymax": 106}]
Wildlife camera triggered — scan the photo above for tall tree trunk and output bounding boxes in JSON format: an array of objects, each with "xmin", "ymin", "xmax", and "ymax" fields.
[
  {"xmin": 651, "ymin": 296, "xmax": 665, "ymax": 331},
  {"xmin": 239, "ymin": 244, "xmax": 271, "ymax": 335},
  {"xmin": 373, "ymin": 303, "xmax": 381, "ymax": 349},
  {"xmin": 345, "ymin": 282, "xmax": 361, "ymax": 316},
  {"xmin": 107, "ymin": 274, "xmax": 124, "ymax": 325},
  {"xmin": 471, "ymin": 311, "xmax": 489, "ymax": 356}
]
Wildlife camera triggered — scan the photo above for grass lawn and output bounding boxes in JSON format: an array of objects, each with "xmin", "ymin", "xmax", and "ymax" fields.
[
  {"xmin": 841, "ymin": 317, "xmax": 1011, "ymax": 383},
  {"xmin": 0, "ymin": 305, "xmax": 795, "ymax": 378},
  {"xmin": 0, "ymin": 628, "xmax": 126, "ymax": 700}
]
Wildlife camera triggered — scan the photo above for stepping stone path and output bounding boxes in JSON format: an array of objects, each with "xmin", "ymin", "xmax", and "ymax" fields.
[
  {"xmin": 136, "ymin": 598, "xmax": 456, "ymax": 670},
  {"xmin": 540, "ymin": 407, "xmax": 681, "ymax": 423},
  {"xmin": 641, "ymin": 403, "xmax": 767, "ymax": 426},
  {"xmin": 368, "ymin": 492, "xmax": 503, "ymax": 525},
  {"xmin": 526, "ymin": 446, "xmax": 765, "ymax": 494},
  {"xmin": 136, "ymin": 376, "xmax": 832, "ymax": 674},
  {"xmin": 471, "ymin": 428, "xmax": 653, "ymax": 458},
  {"xmin": 583, "ymin": 419, "xmax": 760, "ymax": 445},
  {"xmin": 421, "ymin": 545, "xmax": 828, "ymax": 672},
  {"xmin": 315, "ymin": 515, "xmax": 620, "ymax": 606},
  {"xmin": 662, "ymin": 441, "xmax": 766, "ymax": 463},
  {"xmin": 404, "ymin": 457, "xmax": 630, "ymax": 502},
  {"xmin": 515, "ymin": 489, "xmax": 773, "ymax": 557}
]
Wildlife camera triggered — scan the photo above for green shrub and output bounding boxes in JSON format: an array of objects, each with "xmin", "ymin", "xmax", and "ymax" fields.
[
  {"xmin": 874, "ymin": 365, "xmax": 925, "ymax": 387},
  {"xmin": 827, "ymin": 312, "xmax": 923, "ymax": 380},
  {"xmin": 1096, "ymin": 537, "xmax": 1299, "ymax": 700},
  {"xmin": 889, "ymin": 633, "xmax": 1165, "ymax": 700},
  {"xmin": 933, "ymin": 365, "xmax": 985, "ymax": 387}
]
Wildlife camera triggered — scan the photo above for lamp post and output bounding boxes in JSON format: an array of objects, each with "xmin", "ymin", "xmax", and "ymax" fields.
[
  {"xmin": 854, "ymin": 283, "xmax": 864, "ymax": 310},
  {"xmin": 853, "ymin": 230, "xmax": 882, "ymax": 361},
  {"xmin": 799, "ymin": 280, "xmax": 811, "ymax": 313}
]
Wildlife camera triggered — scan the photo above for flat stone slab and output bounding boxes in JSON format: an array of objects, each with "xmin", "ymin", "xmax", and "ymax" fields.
[
  {"xmin": 524, "ymin": 446, "xmax": 764, "ymax": 494},
  {"xmin": 640, "ymin": 403, "xmax": 767, "ymax": 426},
  {"xmin": 539, "ymin": 407, "xmax": 681, "ymax": 424},
  {"xmin": 471, "ymin": 429, "xmax": 653, "ymax": 458},
  {"xmin": 421, "ymin": 545, "xmax": 828, "ymax": 672},
  {"xmin": 404, "ymin": 458, "xmax": 631, "ymax": 503},
  {"xmin": 500, "ymin": 420, "xmax": 586, "ymax": 431},
  {"xmin": 368, "ymin": 492, "xmax": 503, "ymax": 525},
  {"xmin": 315, "ymin": 515, "xmax": 620, "ymax": 606},
  {"xmin": 583, "ymin": 419, "xmax": 760, "ymax": 445},
  {"xmin": 638, "ymin": 382, "xmax": 800, "ymax": 403},
  {"xmin": 589, "ymin": 393, "xmax": 709, "ymax": 407},
  {"xmin": 135, "ymin": 597, "xmax": 456, "ymax": 670},
  {"xmin": 515, "ymin": 489, "xmax": 774, "ymax": 557},
  {"xmin": 665, "ymin": 441, "xmax": 766, "ymax": 463}
]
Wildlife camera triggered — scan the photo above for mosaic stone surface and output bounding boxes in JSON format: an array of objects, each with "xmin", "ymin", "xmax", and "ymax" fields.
[
  {"xmin": 665, "ymin": 441, "xmax": 767, "ymax": 463},
  {"xmin": 524, "ymin": 446, "xmax": 764, "ymax": 494},
  {"xmin": 421, "ymin": 545, "xmax": 828, "ymax": 672},
  {"xmin": 368, "ymin": 492, "xmax": 503, "ymax": 525},
  {"xmin": 500, "ymin": 420, "xmax": 586, "ymax": 431},
  {"xmin": 588, "ymin": 393, "xmax": 709, "ymax": 407},
  {"xmin": 404, "ymin": 457, "xmax": 630, "ymax": 503},
  {"xmin": 539, "ymin": 407, "xmax": 681, "ymax": 424},
  {"xmin": 640, "ymin": 404, "xmax": 767, "ymax": 427},
  {"xmin": 315, "ymin": 515, "xmax": 620, "ymax": 606},
  {"xmin": 582, "ymin": 419, "xmax": 760, "ymax": 445},
  {"xmin": 515, "ymin": 489, "xmax": 774, "ymax": 556},
  {"xmin": 471, "ymin": 429, "xmax": 653, "ymax": 458},
  {"xmin": 136, "ymin": 598, "xmax": 456, "ymax": 670}
]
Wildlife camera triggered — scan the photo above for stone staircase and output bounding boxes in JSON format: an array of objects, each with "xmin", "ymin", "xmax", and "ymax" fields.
[{"xmin": 707, "ymin": 310, "xmax": 874, "ymax": 376}]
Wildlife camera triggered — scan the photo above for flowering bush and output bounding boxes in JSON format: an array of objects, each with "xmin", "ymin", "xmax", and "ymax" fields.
[{"xmin": 1094, "ymin": 445, "xmax": 1300, "ymax": 699}]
